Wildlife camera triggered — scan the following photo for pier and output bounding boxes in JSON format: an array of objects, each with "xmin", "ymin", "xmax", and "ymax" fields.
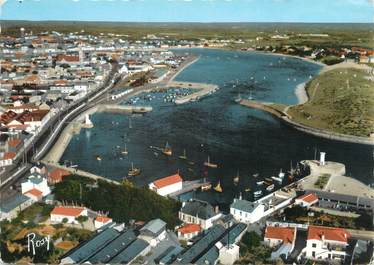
[
  {"xmin": 98, "ymin": 104, "xmax": 152, "ymax": 114},
  {"xmin": 169, "ymin": 179, "xmax": 211, "ymax": 199},
  {"xmin": 167, "ymin": 81, "xmax": 219, "ymax": 104}
]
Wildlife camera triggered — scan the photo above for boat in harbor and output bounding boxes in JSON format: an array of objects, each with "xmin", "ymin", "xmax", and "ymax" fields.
[
  {"xmin": 253, "ymin": 190, "xmax": 262, "ymax": 197},
  {"xmin": 96, "ymin": 155, "xmax": 102, "ymax": 161},
  {"xmin": 253, "ymin": 173, "xmax": 259, "ymax": 178},
  {"xmin": 271, "ymin": 176, "xmax": 283, "ymax": 183},
  {"xmin": 278, "ymin": 169, "xmax": 285, "ymax": 179},
  {"xmin": 266, "ymin": 184, "xmax": 275, "ymax": 192},
  {"xmin": 256, "ymin": 180, "xmax": 264, "ymax": 186},
  {"xmin": 204, "ymin": 156, "xmax": 218, "ymax": 168},
  {"xmin": 264, "ymin": 177, "xmax": 273, "ymax": 184},
  {"xmin": 234, "ymin": 90, "xmax": 242, "ymax": 103},
  {"xmin": 214, "ymin": 181, "xmax": 223, "ymax": 193},
  {"xmin": 179, "ymin": 149, "xmax": 187, "ymax": 160},
  {"xmin": 128, "ymin": 162, "xmax": 141, "ymax": 177},
  {"xmin": 201, "ymin": 183, "xmax": 212, "ymax": 191},
  {"xmin": 245, "ymin": 187, "xmax": 251, "ymax": 192},
  {"xmin": 162, "ymin": 142, "xmax": 172, "ymax": 156},
  {"xmin": 233, "ymin": 170, "xmax": 240, "ymax": 185},
  {"xmin": 121, "ymin": 144, "xmax": 128, "ymax": 155}
]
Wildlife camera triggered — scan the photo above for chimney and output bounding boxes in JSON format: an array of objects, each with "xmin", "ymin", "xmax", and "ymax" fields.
[{"xmin": 319, "ymin": 152, "xmax": 326, "ymax": 166}]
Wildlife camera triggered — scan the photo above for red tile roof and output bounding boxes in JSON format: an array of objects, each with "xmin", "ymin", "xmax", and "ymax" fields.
[
  {"xmin": 3, "ymin": 152, "xmax": 16, "ymax": 160},
  {"xmin": 265, "ymin": 226, "xmax": 295, "ymax": 244},
  {"xmin": 24, "ymin": 188, "xmax": 43, "ymax": 197},
  {"xmin": 178, "ymin": 223, "xmax": 201, "ymax": 235},
  {"xmin": 57, "ymin": 55, "xmax": 80, "ymax": 62},
  {"xmin": 51, "ymin": 206, "xmax": 85, "ymax": 217},
  {"xmin": 8, "ymin": 138, "xmax": 22, "ymax": 147},
  {"xmin": 96, "ymin": 216, "xmax": 112, "ymax": 223},
  {"xmin": 153, "ymin": 173, "xmax": 183, "ymax": 189},
  {"xmin": 308, "ymin": 226, "xmax": 350, "ymax": 243},
  {"xmin": 297, "ymin": 193, "xmax": 318, "ymax": 204},
  {"xmin": 48, "ymin": 168, "xmax": 71, "ymax": 183}
]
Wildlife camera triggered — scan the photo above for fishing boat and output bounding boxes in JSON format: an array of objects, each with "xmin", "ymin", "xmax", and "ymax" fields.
[
  {"xmin": 278, "ymin": 169, "xmax": 285, "ymax": 179},
  {"xmin": 266, "ymin": 184, "xmax": 275, "ymax": 192},
  {"xmin": 201, "ymin": 183, "xmax": 212, "ymax": 191},
  {"xmin": 265, "ymin": 177, "xmax": 273, "ymax": 183},
  {"xmin": 233, "ymin": 170, "xmax": 240, "ymax": 185},
  {"xmin": 179, "ymin": 149, "xmax": 187, "ymax": 160},
  {"xmin": 234, "ymin": 90, "xmax": 242, "ymax": 103},
  {"xmin": 96, "ymin": 155, "xmax": 102, "ymax": 161},
  {"xmin": 128, "ymin": 162, "xmax": 140, "ymax": 177},
  {"xmin": 204, "ymin": 156, "xmax": 218, "ymax": 168},
  {"xmin": 121, "ymin": 144, "xmax": 128, "ymax": 155},
  {"xmin": 213, "ymin": 181, "xmax": 223, "ymax": 193},
  {"xmin": 256, "ymin": 181, "xmax": 264, "ymax": 186},
  {"xmin": 271, "ymin": 176, "xmax": 283, "ymax": 183},
  {"xmin": 162, "ymin": 142, "xmax": 172, "ymax": 156},
  {"xmin": 253, "ymin": 190, "xmax": 262, "ymax": 197},
  {"xmin": 253, "ymin": 173, "xmax": 259, "ymax": 178},
  {"xmin": 245, "ymin": 187, "xmax": 251, "ymax": 192}
]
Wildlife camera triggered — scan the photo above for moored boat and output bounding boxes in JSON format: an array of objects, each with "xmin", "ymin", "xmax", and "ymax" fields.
[
  {"xmin": 128, "ymin": 162, "xmax": 141, "ymax": 177},
  {"xmin": 179, "ymin": 149, "xmax": 187, "ymax": 160},
  {"xmin": 253, "ymin": 190, "xmax": 262, "ymax": 197},
  {"xmin": 266, "ymin": 184, "xmax": 275, "ymax": 192},
  {"xmin": 204, "ymin": 156, "xmax": 218, "ymax": 168},
  {"xmin": 214, "ymin": 181, "xmax": 223, "ymax": 193},
  {"xmin": 162, "ymin": 141, "xmax": 172, "ymax": 156},
  {"xmin": 256, "ymin": 181, "xmax": 264, "ymax": 186}
]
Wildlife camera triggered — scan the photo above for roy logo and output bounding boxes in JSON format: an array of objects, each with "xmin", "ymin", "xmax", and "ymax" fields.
[{"xmin": 26, "ymin": 232, "xmax": 51, "ymax": 255}]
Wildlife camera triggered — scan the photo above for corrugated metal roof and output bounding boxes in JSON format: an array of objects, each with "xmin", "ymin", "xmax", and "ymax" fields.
[
  {"xmin": 0, "ymin": 194, "xmax": 31, "ymax": 213},
  {"xmin": 108, "ymin": 238, "xmax": 149, "ymax": 264}
]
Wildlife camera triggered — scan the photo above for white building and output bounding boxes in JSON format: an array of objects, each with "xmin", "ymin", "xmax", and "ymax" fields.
[
  {"xmin": 94, "ymin": 215, "xmax": 113, "ymax": 229},
  {"xmin": 139, "ymin": 219, "xmax": 167, "ymax": 247},
  {"xmin": 149, "ymin": 173, "xmax": 183, "ymax": 197},
  {"xmin": 230, "ymin": 198, "xmax": 265, "ymax": 224},
  {"xmin": 264, "ymin": 226, "xmax": 296, "ymax": 260},
  {"xmin": 304, "ymin": 226, "xmax": 350, "ymax": 262},
  {"xmin": 21, "ymin": 173, "xmax": 51, "ymax": 197},
  {"xmin": 50, "ymin": 206, "xmax": 88, "ymax": 224},
  {"xmin": 179, "ymin": 199, "xmax": 222, "ymax": 230},
  {"xmin": 177, "ymin": 223, "xmax": 201, "ymax": 240},
  {"xmin": 295, "ymin": 193, "xmax": 318, "ymax": 208}
]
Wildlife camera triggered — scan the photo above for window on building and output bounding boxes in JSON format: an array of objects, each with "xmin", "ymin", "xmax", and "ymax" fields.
[
  {"xmin": 312, "ymin": 243, "xmax": 316, "ymax": 248},
  {"xmin": 312, "ymin": 251, "xmax": 315, "ymax": 258}
]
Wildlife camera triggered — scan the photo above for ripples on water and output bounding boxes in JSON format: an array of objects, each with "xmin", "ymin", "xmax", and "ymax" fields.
[{"xmin": 62, "ymin": 48, "xmax": 374, "ymax": 205}]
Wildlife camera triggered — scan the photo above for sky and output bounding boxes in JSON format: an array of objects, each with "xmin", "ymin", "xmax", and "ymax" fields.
[{"xmin": 1, "ymin": 0, "xmax": 374, "ymax": 23}]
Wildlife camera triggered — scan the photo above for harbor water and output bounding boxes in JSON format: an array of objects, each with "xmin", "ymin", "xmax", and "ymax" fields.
[{"xmin": 61, "ymin": 48, "xmax": 374, "ymax": 206}]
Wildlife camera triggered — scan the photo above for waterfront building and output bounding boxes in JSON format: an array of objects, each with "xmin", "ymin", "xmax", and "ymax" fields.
[
  {"xmin": 50, "ymin": 206, "xmax": 88, "ymax": 224},
  {"xmin": 304, "ymin": 226, "xmax": 350, "ymax": 262},
  {"xmin": 47, "ymin": 168, "xmax": 71, "ymax": 184},
  {"xmin": 230, "ymin": 198, "xmax": 265, "ymax": 224},
  {"xmin": 264, "ymin": 226, "xmax": 296, "ymax": 259},
  {"xmin": 149, "ymin": 173, "xmax": 183, "ymax": 197},
  {"xmin": 179, "ymin": 199, "xmax": 222, "ymax": 230}
]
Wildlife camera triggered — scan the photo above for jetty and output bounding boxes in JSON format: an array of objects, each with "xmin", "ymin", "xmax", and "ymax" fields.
[
  {"xmin": 98, "ymin": 104, "xmax": 152, "ymax": 114},
  {"xmin": 167, "ymin": 81, "xmax": 219, "ymax": 104},
  {"xmin": 169, "ymin": 179, "xmax": 211, "ymax": 200},
  {"xmin": 239, "ymin": 99, "xmax": 374, "ymax": 146}
]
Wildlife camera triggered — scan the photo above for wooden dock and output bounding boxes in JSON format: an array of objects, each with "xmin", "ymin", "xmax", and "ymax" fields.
[{"xmin": 169, "ymin": 179, "xmax": 211, "ymax": 199}]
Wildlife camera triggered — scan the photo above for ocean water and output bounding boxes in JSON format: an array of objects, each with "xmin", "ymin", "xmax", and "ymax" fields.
[{"xmin": 61, "ymin": 48, "xmax": 374, "ymax": 205}]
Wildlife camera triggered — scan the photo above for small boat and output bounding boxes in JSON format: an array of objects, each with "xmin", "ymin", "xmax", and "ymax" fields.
[
  {"xmin": 204, "ymin": 156, "xmax": 218, "ymax": 168},
  {"xmin": 233, "ymin": 170, "xmax": 240, "ymax": 185},
  {"xmin": 271, "ymin": 176, "xmax": 283, "ymax": 183},
  {"xmin": 153, "ymin": 152, "xmax": 159, "ymax": 157},
  {"xmin": 121, "ymin": 144, "xmax": 128, "ymax": 155},
  {"xmin": 201, "ymin": 183, "xmax": 212, "ymax": 191},
  {"xmin": 245, "ymin": 187, "xmax": 251, "ymax": 192},
  {"xmin": 214, "ymin": 181, "xmax": 223, "ymax": 193},
  {"xmin": 253, "ymin": 173, "xmax": 259, "ymax": 178},
  {"xmin": 162, "ymin": 142, "xmax": 172, "ymax": 156},
  {"xmin": 266, "ymin": 184, "xmax": 275, "ymax": 192},
  {"xmin": 179, "ymin": 149, "xmax": 187, "ymax": 160},
  {"xmin": 265, "ymin": 177, "xmax": 273, "ymax": 183},
  {"xmin": 234, "ymin": 91, "xmax": 242, "ymax": 103},
  {"xmin": 188, "ymin": 161, "xmax": 195, "ymax": 165},
  {"xmin": 254, "ymin": 190, "xmax": 262, "ymax": 197},
  {"xmin": 187, "ymin": 168, "xmax": 194, "ymax": 172},
  {"xmin": 96, "ymin": 155, "xmax": 102, "ymax": 161},
  {"xmin": 256, "ymin": 181, "xmax": 264, "ymax": 186},
  {"xmin": 128, "ymin": 162, "xmax": 140, "ymax": 177},
  {"xmin": 278, "ymin": 169, "xmax": 285, "ymax": 179}
]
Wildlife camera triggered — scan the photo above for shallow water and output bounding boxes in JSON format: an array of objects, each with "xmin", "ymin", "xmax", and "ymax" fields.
[{"xmin": 61, "ymin": 48, "xmax": 374, "ymax": 205}]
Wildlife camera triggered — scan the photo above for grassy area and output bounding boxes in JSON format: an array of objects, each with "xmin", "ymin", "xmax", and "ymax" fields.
[
  {"xmin": 314, "ymin": 174, "xmax": 331, "ymax": 189},
  {"xmin": 269, "ymin": 103, "xmax": 288, "ymax": 113},
  {"xmin": 287, "ymin": 68, "xmax": 374, "ymax": 137},
  {"xmin": 236, "ymin": 231, "xmax": 272, "ymax": 264},
  {"xmin": 54, "ymin": 175, "xmax": 181, "ymax": 228},
  {"xmin": 2, "ymin": 21, "xmax": 373, "ymax": 48}
]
